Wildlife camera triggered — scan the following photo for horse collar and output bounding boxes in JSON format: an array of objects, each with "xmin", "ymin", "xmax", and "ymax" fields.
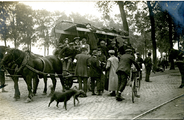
[{"xmin": 14, "ymin": 54, "xmax": 29, "ymax": 74}]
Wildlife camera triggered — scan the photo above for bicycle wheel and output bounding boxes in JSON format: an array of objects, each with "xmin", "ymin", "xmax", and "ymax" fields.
[{"xmin": 132, "ymin": 79, "xmax": 135, "ymax": 103}]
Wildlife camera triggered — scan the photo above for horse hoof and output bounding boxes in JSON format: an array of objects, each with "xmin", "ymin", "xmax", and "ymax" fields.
[{"xmin": 24, "ymin": 98, "xmax": 32, "ymax": 103}]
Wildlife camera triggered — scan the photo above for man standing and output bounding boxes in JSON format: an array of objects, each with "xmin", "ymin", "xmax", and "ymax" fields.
[
  {"xmin": 74, "ymin": 47, "xmax": 91, "ymax": 96},
  {"xmin": 88, "ymin": 50, "xmax": 103, "ymax": 95},
  {"xmin": 136, "ymin": 52, "xmax": 144, "ymax": 80},
  {"xmin": 144, "ymin": 52, "xmax": 152, "ymax": 82},
  {"xmin": 116, "ymin": 49, "xmax": 140, "ymax": 101},
  {"xmin": 106, "ymin": 50, "xmax": 119, "ymax": 96}
]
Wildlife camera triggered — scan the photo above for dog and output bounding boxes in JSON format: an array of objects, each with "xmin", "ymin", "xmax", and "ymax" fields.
[{"xmin": 48, "ymin": 89, "xmax": 86, "ymax": 110}]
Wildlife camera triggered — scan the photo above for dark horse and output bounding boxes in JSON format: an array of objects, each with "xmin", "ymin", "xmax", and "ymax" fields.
[
  {"xmin": 2, "ymin": 48, "xmax": 65, "ymax": 102},
  {"xmin": 0, "ymin": 46, "xmax": 22, "ymax": 100},
  {"xmin": 169, "ymin": 48, "xmax": 184, "ymax": 88}
]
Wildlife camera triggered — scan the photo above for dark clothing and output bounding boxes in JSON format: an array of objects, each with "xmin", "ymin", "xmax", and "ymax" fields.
[
  {"xmin": 116, "ymin": 53, "xmax": 140, "ymax": 93},
  {"xmin": 74, "ymin": 53, "xmax": 91, "ymax": 77},
  {"xmin": 87, "ymin": 56, "xmax": 102, "ymax": 77},
  {"xmin": 144, "ymin": 56, "xmax": 152, "ymax": 81},
  {"xmin": 78, "ymin": 77, "xmax": 88, "ymax": 93},
  {"xmin": 91, "ymin": 77, "xmax": 102, "ymax": 92},
  {"xmin": 100, "ymin": 46, "xmax": 109, "ymax": 59},
  {"xmin": 88, "ymin": 56, "xmax": 103, "ymax": 93},
  {"xmin": 118, "ymin": 45, "xmax": 126, "ymax": 55},
  {"xmin": 136, "ymin": 57, "xmax": 144, "ymax": 69},
  {"xmin": 59, "ymin": 46, "xmax": 77, "ymax": 60},
  {"xmin": 116, "ymin": 54, "xmax": 140, "ymax": 76},
  {"xmin": 176, "ymin": 61, "xmax": 184, "ymax": 86},
  {"xmin": 97, "ymin": 54, "xmax": 106, "ymax": 70},
  {"xmin": 116, "ymin": 71, "xmax": 128, "ymax": 92}
]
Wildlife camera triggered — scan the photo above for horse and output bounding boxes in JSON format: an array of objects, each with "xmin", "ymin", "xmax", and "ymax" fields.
[
  {"xmin": 0, "ymin": 46, "xmax": 22, "ymax": 100},
  {"xmin": 1, "ymin": 48, "xmax": 65, "ymax": 102}
]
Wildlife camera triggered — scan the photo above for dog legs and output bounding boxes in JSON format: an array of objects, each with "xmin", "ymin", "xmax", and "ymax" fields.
[
  {"xmin": 64, "ymin": 100, "xmax": 67, "ymax": 110},
  {"xmin": 48, "ymin": 97, "xmax": 55, "ymax": 107}
]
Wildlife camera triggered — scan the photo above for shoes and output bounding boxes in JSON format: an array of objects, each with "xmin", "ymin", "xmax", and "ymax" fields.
[
  {"xmin": 116, "ymin": 96, "xmax": 125, "ymax": 101},
  {"xmin": 179, "ymin": 85, "xmax": 184, "ymax": 88},
  {"xmin": 145, "ymin": 80, "xmax": 152, "ymax": 82},
  {"xmin": 116, "ymin": 93, "xmax": 125, "ymax": 101},
  {"xmin": 0, "ymin": 84, "xmax": 7, "ymax": 89},
  {"xmin": 92, "ymin": 93, "xmax": 96, "ymax": 95},
  {"xmin": 109, "ymin": 91, "xmax": 116, "ymax": 96}
]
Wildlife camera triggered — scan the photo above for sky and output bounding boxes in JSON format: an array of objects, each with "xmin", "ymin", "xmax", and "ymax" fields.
[{"xmin": 22, "ymin": 1, "xmax": 107, "ymax": 18}]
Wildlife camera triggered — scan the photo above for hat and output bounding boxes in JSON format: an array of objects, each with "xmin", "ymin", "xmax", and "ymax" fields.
[
  {"xmin": 74, "ymin": 37, "xmax": 80, "ymax": 40},
  {"xmin": 92, "ymin": 50, "xmax": 98, "ymax": 55},
  {"xmin": 108, "ymin": 50, "xmax": 115, "ymax": 54},
  {"xmin": 125, "ymin": 49, "xmax": 133, "ymax": 52},
  {"xmin": 100, "ymin": 41, "xmax": 105, "ymax": 44},
  {"xmin": 136, "ymin": 52, "xmax": 140, "ymax": 55},
  {"xmin": 69, "ymin": 42, "xmax": 74, "ymax": 45}
]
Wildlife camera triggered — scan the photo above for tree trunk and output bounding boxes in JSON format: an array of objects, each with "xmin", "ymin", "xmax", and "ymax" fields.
[
  {"xmin": 168, "ymin": 14, "xmax": 175, "ymax": 70},
  {"xmin": 117, "ymin": 1, "xmax": 129, "ymax": 40},
  {"xmin": 147, "ymin": 1, "xmax": 157, "ymax": 71}
]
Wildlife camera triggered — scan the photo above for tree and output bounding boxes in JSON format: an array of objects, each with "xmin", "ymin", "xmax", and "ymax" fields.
[
  {"xmin": 0, "ymin": 2, "xmax": 16, "ymax": 46},
  {"xmin": 34, "ymin": 9, "xmax": 54, "ymax": 56}
]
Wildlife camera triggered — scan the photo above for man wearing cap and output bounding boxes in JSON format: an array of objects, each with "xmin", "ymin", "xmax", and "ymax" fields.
[
  {"xmin": 118, "ymin": 40, "xmax": 128, "ymax": 55},
  {"xmin": 74, "ymin": 47, "xmax": 91, "ymax": 96},
  {"xmin": 80, "ymin": 38, "xmax": 90, "ymax": 54},
  {"xmin": 59, "ymin": 42, "xmax": 77, "ymax": 72},
  {"xmin": 106, "ymin": 50, "xmax": 119, "ymax": 96},
  {"xmin": 136, "ymin": 52, "xmax": 144, "ymax": 80},
  {"xmin": 97, "ymin": 48, "xmax": 106, "ymax": 92},
  {"xmin": 74, "ymin": 37, "xmax": 81, "ymax": 52},
  {"xmin": 144, "ymin": 52, "xmax": 152, "ymax": 82},
  {"xmin": 116, "ymin": 49, "xmax": 140, "ymax": 101},
  {"xmin": 87, "ymin": 49, "xmax": 103, "ymax": 95},
  {"xmin": 99, "ymin": 40, "xmax": 109, "ymax": 58}
]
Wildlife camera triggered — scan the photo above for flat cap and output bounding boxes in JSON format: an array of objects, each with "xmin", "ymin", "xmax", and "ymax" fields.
[
  {"xmin": 74, "ymin": 37, "xmax": 80, "ymax": 40},
  {"xmin": 125, "ymin": 49, "xmax": 133, "ymax": 52},
  {"xmin": 108, "ymin": 50, "xmax": 115, "ymax": 53},
  {"xmin": 100, "ymin": 41, "xmax": 105, "ymax": 44},
  {"xmin": 69, "ymin": 42, "xmax": 74, "ymax": 45},
  {"xmin": 92, "ymin": 50, "xmax": 98, "ymax": 55}
]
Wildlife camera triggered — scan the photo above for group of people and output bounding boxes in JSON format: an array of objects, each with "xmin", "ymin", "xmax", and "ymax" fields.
[{"xmin": 57, "ymin": 37, "xmax": 153, "ymax": 101}]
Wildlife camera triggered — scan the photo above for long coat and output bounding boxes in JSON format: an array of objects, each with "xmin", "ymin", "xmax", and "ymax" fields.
[
  {"xmin": 106, "ymin": 56, "xmax": 119, "ymax": 91},
  {"xmin": 116, "ymin": 53, "xmax": 140, "ymax": 76},
  {"xmin": 74, "ymin": 53, "xmax": 91, "ymax": 77}
]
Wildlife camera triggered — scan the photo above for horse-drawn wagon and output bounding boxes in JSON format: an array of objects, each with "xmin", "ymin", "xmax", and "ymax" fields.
[
  {"xmin": 53, "ymin": 21, "xmax": 129, "ymax": 89},
  {"xmin": 0, "ymin": 21, "xmax": 129, "ymax": 102}
]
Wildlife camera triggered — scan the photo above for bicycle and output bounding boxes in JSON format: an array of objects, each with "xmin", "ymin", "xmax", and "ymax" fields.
[{"xmin": 129, "ymin": 65, "xmax": 141, "ymax": 103}]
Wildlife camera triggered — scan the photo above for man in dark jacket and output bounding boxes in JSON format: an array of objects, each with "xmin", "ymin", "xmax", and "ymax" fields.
[
  {"xmin": 88, "ymin": 50, "xmax": 103, "ymax": 95},
  {"xmin": 116, "ymin": 49, "xmax": 140, "ymax": 101},
  {"xmin": 136, "ymin": 52, "xmax": 144, "ymax": 80},
  {"xmin": 144, "ymin": 52, "xmax": 152, "ymax": 82}
]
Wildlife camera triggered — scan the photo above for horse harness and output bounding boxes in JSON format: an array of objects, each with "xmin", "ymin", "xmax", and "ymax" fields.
[{"xmin": 14, "ymin": 53, "xmax": 54, "ymax": 76}]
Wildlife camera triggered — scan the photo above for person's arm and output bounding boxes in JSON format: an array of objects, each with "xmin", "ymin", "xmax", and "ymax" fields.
[
  {"xmin": 131, "ymin": 56, "xmax": 140, "ymax": 71},
  {"xmin": 106, "ymin": 60, "xmax": 111, "ymax": 70}
]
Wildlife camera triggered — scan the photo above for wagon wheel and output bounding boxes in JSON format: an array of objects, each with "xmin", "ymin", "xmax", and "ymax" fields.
[{"xmin": 64, "ymin": 77, "xmax": 73, "ymax": 90}]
